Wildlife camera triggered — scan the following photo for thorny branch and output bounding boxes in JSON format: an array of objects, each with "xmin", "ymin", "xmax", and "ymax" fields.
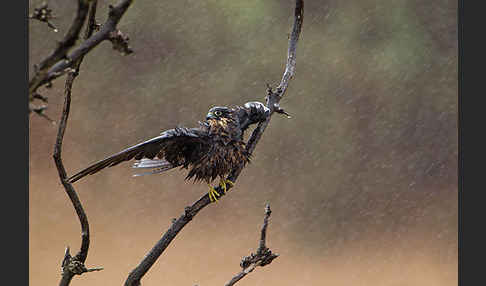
[
  {"xmin": 224, "ymin": 204, "xmax": 278, "ymax": 286},
  {"xmin": 51, "ymin": 2, "xmax": 104, "ymax": 286},
  {"xmin": 123, "ymin": 1, "xmax": 304, "ymax": 285},
  {"xmin": 29, "ymin": 0, "xmax": 134, "ymax": 109}
]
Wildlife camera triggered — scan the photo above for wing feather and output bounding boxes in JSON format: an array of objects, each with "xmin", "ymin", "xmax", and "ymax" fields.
[{"xmin": 68, "ymin": 127, "xmax": 207, "ymax": 183}]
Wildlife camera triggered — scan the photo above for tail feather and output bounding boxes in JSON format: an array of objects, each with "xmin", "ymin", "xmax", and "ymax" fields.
[{"xmin": 132, "ymin": 158, "xmax": 175, "ymax": 177}]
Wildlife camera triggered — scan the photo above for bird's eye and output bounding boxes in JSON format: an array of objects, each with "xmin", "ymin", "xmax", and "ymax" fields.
[{"xmin": 214, "ymin": 110, "xmax": 222, "ymax": 116}]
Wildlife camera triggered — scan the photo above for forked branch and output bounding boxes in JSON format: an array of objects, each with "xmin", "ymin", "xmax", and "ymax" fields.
[
  {"xmin": 51, "ymin": 2, "xmax": 104, "ymax": 286},
  {"xmin": 224, "ymin": 204, "xmax": 278, "ymax": 286},
  {"xmin": 33, "ymin": 0, "xmax": 89, "ymax": 75},
  {"xmin": 45, "ymin": 0, "xmax": 303, "ymax": 285},
  {"xmin": 123, "ymin": 1, "xmax": 304, "ymax": 285},
  {"xmin": 29, "ymin": 1, "xmax": 59, "ymax": 32},
  {"xmin": 29, "ymin": 0, "xmax": 134, "ymax": 102}
]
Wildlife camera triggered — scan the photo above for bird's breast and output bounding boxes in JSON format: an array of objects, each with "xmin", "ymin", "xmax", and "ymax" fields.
[
  {"xmin": 208, "ymin": 140, "xmax": 248, "ymax": 167},
  {"xmin": 186, "ymin": 138, "xmax": 248, "ymax": 183}
]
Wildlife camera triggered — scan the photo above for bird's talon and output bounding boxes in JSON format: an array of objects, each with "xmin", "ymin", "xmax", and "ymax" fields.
[
  {"xmin": 208, "ymin": 185, "xmax": 220, "ymax": 203},
  {"xmin": 219, "ymin": 180, "xmax": 227, "ymax": 194},
  {"xmin": 225, "ymin": 179, "xmax": 234, "ymax": 187},
  {"xmin": 219, "ymin": 178, "xmax": 234, "ymax": 194}
]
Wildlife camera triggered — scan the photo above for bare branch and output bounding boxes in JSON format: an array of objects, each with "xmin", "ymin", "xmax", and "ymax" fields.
[
  {"xmin": 29, "ymin": 0, "xmax": 89, "ymax": 116},
  {"xmin": 29, "ymin": 102, "xmax": 55, "ymax": 123},
  {"xmin": 84, "ymin": 0, "xmax": 98, "ymax": 40},
  {"xmin": 32, "ymin": 0, "xmax": 90, "ymax": 84},
  {"xmin": 258, "ymin": 203, "xmax": 272, "ymax": 254},
  {"xmin": 29, "ymin": 0, "xmax": 134, "ymax": 97},
  {"xmin": 55, "ymin": 69, "xmax": 95, "ymax": 286},
  {"xmin": 52, "ymin": 2, "xmax": 102, "ymax": 286},
  {"xmin": 61, "ymin": 247, "xmax": 104, "ymax": 277},
  {"xmin": 29, "ymin": 1, "xmax": 58, "ymax": 32},
  {"xmin": 124, "ymin": 1, "xmax": 304, "ymax": 285},
  {"xmin": 276, "ymin": 0, "xmax": 304, "ymax": 97},
  {"xmin": 230, "ymin": 0, "xmax": 303, "ymax": 180},
  {"xmin": 108, "ymin": 29, "xmax": 133, "ymax": 55},
  {"xmin": 224, "ymin": 204, "xmax": 278, "ymax": 286}
]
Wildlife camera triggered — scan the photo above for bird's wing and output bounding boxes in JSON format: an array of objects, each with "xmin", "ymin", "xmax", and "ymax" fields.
[
  {"xmin": 68, "ymin": 127, "xmax": 208, "ymax": 183},
  {"xmin": 236, "ymin": 101, "xmax": 271, "ymax": 131}
]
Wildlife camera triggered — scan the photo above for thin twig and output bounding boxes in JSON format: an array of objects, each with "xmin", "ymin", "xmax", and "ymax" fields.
[
  {"xmin": 35, "ymin": 0, "xmax": 89, "ymax": 73},
  {"xmin": 29, "ymin": 102, "xmax": 55, "ymax": 123},
  {"xmin": 29, "ymin": 2, "xmax": 59, "ymax": 32},
  {"xmin": 84, "ymin": 0, "xmax": 98, "ymax": 40},
  {"xmin": 224, "ymin": 204, "xmax": 278, "ymax": 286},
  {"xmin": 258, "ymin": 204, "xmax": 272, "ymax": 253},
  {"xmin": 29, "ymin": 0, "xmax": 89, "ymax": 118},
  {"xmin": 55, "ymin": 69, "xmax": 91, "ymax": 286},
  {"xmin": 29, "ymin": 0, "xmax": 134, "ymax": 98},
  {"xmin": 124, "ymin": 1, "xmax": 303, "ymax": 285},
  {"xmin": 53, "ymin": 2, "xmax": 102, "ymax": 286}
]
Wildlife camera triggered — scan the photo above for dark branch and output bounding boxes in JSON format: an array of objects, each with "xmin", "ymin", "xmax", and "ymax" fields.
[
  {"xmin": 55, "ymin": 69, "xmax": 93, "ymax": 286},
  {"xmin": 29, "ymin": 0, "xmax": 89, "ymax": 117},
  {"xmin": 36, "ymin": 0, "xmax": 89, "ymax": 69},
  {"xmin": 224, "ymin": 204, "xmax": 278, "ymax": 286},
  {"xmin": 84, "ymin": 0, "xmax": 98, "ymax": 40},
  {"xmin": 61, "ymin": 247, "xmax": 103, "ymax": 277},
  {"xmin": 53, "ymin": 2, "xmax": 102, "ymax": 286},
  {"xmin": 29, "ymin": 0, "xmax": 134, "ymax": 98},
  {"xmin": 29, "ymin": 102, "xmax": 55, "ymax": 123},
  {"xmin": 108, "ymin": 29, "xmax": 133, "ymax": 55},
  {"xmin": 31, "ymin": 0, "xmax": 90, "ymax": 95},
  {"xmin": 267, "ymin": 0, "xmax": 304, "ymax": 117},
  {"xmin": 29, "ymin": 1, "xmax": 58, "ymax": 32},
  {"xmin": 258, "ymin": 204, "xmax": 272, "ymax": 254},
  {"xmin": 276, "ymin": 0, "xmax": 304, "ymax": 96},
  {"xmin": 124, "ymin": 1, "xmax": 303, "ymax": 285}
]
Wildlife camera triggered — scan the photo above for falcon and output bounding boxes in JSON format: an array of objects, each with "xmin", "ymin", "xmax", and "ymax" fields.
[{"xmin": 68, "ymin": 101, "xmax": 270, "ymax": 202}]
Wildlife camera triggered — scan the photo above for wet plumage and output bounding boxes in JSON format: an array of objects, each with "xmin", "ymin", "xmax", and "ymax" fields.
[{"xmin": 68, "ymin": 102, "xmax": 270, "ymax": 201}]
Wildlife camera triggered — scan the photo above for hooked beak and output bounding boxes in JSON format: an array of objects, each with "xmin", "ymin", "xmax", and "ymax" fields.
[{"xmin": 206, "ymin": 112, "xmax": 217, "ymax": 120}]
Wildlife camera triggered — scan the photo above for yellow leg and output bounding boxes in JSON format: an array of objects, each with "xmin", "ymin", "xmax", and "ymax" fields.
[
  {"xmin": 219, "ymin": 178, "xmax": 235, "ymax": 194},
  {"xmin": 226, "ymin": 179, "xmax": 234, "ymax": 187},
  {"xmin": 208, "ymin": 184, "xmax": 220, "ymax": 203}
]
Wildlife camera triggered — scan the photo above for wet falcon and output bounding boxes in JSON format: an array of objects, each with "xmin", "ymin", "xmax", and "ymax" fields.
[{"xmin": 68, "ymin": 102, "xmax": 270, "ymax": 202}]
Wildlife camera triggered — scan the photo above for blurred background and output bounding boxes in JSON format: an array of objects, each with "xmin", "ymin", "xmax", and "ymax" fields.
[{"xmin": 29, "ymin": 0, "xmax": 457, "ymax": 285}]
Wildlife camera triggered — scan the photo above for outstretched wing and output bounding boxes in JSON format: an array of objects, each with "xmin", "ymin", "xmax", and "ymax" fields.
[{"xmin": 68, "ymin": 127, "xmax": 209, "ymax": 183}]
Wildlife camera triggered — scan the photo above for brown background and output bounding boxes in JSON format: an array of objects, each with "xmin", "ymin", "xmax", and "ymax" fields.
[{"xmin": 29, "ymin": 0, "xmax": 458, "ymax": 285}]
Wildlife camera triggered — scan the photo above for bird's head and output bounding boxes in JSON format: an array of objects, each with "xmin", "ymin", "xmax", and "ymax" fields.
[
  {"xmin": 205, "ymin": 106, "xmax": 238, "ymax": 134},
  {"xmin": 206, "ymin": 106, "xmax": 232, "ymax": 121}
]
